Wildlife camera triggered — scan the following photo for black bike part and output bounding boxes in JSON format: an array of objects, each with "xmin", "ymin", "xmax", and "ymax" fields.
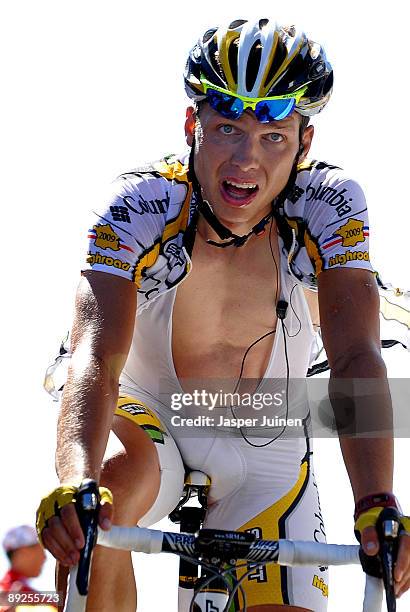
[
  {"xmin": 161, "ymin": 532, "xmax": 196, "ymax": 555},
  {"xmin": 193, "ymin": 572, "xmax": 230, "ymax": 610},
  {"xmin": 357, "ymin": 506, "xmax": 401, "ymax": 610},
  {"xmin": 75, "ymin": 479, "xmax": 100, "ymax": 596},
  {"xmin": 358, "ymin": 548, "xmax": 383, "ymax": 579},
  {"xmin": 196, "ymin": 529, "xmax": 256, "ymax": 562},
  {"xmin": 377, "ymin": 507, "xmax": 401, "ymax": 612},
  {"xmin": 178, "ymin": 507, "xmax": 206, "ymax": 588}
]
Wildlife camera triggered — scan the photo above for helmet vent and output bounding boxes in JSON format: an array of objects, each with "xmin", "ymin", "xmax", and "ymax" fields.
[
  {"xmin": 208, "ymin": 37, "xmax": 225, "ymax": 82},
  {"xmin": 229, "ymin": 19, "xmax": 247, "ymax": 29},
  {"xmin": 202, "ymin": 28, "xmax": 217, "ymax": 44},
  {"xmin": 228, "ymin": 39, "xmax": 239, "ymax": 86},
  {"xmin": 246, "ymin": 41, "xmax": 262, "ymax": 92},
  {"xmin": 259, "ymin": 18, "xmax": 269, "ymax": 29},
  {"xmin": 263, "ymin": 43, "xmax": 287, "ymax": 92}
]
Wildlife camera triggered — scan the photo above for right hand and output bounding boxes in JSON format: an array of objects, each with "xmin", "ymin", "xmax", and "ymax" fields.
[{"xmin": 36, "ymin": 483, "xmax": 113, "ymax": 566}]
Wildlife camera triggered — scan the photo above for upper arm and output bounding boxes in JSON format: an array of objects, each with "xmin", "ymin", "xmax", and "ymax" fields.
[
  {"xmin": 70, "ymin": 270, "xmax": 137, "ymax": 380},
  {"xmin": 317, "ymin": 267, "xmax": 381, "ymax": 374}
]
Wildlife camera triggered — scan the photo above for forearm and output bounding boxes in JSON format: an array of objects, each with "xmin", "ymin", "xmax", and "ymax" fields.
[
  {"xmin": 338, "ymin": 437, "xmax": 393, "ymax": 501},
  {"xmin": 330, "ymin": 352, "xmax": 393, "ymax": 500},
  {"xmin": 56, "ymin": 351, "xmax": 119, "ymax": 484}
]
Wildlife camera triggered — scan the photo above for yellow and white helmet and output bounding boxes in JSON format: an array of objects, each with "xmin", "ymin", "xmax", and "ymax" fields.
[{"xmin": 184, "ymin": 18, "xmax": 333, "ymax": 116}]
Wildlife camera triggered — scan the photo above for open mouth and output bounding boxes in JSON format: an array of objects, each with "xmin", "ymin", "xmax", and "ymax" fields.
[{"xmin": 221, "ymin": 179, "xmax": 259, "ymax": 204}]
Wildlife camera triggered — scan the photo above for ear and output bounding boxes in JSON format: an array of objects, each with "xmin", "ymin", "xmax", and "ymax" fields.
[
  {"xmin": 299, "ymin": 125, "xmax": 314, "ymax": 161},
  {"xmin": 185, "ymin": 106, "xmax": 196, "ymax": 146}
]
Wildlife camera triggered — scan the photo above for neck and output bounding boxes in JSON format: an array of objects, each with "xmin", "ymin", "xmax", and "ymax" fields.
[
  {"xmin": 198, "ymin": 201, "xmax": 272, "ymax": 246},
  {"xmin": 196, "ymin": 209, "xmax": 275, "ymax": 249}
]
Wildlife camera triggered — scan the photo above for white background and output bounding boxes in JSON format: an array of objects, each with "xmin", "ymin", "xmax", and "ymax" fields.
[{"xmin": 1, "ymin": 1, "xmax": 409, "ymax": 610}]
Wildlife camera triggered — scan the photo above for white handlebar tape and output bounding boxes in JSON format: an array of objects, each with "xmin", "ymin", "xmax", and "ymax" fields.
[
  {"xmin": 64, "ymin": 568, "xmax": 87, "ymax": 612},
  {"xmin": 64, "ymin": 534, "xmax": 383, "ymax": 612},
  {"xmin": 97, "ymin": 526, "xmax": 163, "ymax": 553},
  {"xmin": 362, "ymin": 575, "xmax": 384, "ymax": 612},
  {"xmin": 278, "ymin": 540, "xmax": 360, "ymax": 566}
]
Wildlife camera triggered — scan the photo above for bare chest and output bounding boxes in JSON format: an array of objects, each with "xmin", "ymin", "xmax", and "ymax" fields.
[{"xmin": 172, "ymin": 233, "xmax": 281, "ymax": 380}]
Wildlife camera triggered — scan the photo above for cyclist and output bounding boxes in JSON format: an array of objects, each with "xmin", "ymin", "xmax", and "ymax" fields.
[{"xmin": 36, "ymin": 18, "xmax": 410, "ymax": 611}]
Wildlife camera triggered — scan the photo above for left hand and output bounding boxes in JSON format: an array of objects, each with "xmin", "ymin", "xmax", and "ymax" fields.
[{"xmin": 355, "ymin": 509, "xmax": 410, "ymax": 597}]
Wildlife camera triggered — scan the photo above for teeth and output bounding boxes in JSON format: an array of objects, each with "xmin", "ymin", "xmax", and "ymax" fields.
[{"xmin": 226, "ymin": 180, "xmax": 257, "ymax": 189}]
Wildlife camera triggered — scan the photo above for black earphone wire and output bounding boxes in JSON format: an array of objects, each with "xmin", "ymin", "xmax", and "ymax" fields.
[
  {"xmin": 229, "ymin": 218, "xmax": 294, "ymax": 448},
  {"xmin": 282, "ymin": 284, "xmax": 302, "ymax": 338}
]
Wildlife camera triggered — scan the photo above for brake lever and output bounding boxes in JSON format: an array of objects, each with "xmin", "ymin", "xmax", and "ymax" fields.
[
  {"xmin": 376, "ymin": 507, "xmax": 401, "ymax": 612},
  {"xmin": 75, "ymin": 479, "xmax": 100, "ymax": 596}
]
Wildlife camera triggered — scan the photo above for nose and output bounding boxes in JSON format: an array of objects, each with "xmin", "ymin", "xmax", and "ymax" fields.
[{"xmin": 230, "ymin": 133, "xmax": 260, "ymax": 172}]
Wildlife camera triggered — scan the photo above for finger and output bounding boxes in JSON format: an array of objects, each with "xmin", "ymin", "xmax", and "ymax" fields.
[
  {"xmin": 42, "ymin": 527, "xmax": 76, "ymax": 566},
  {"xmin": 44, "ymin": 516, "xmax": 81, "ymax": 564},
  {"xmin": 395, "ymin": 533, "xmax": 410, "ymax": 584},
  {"xmin": 60, "ymin": 503, "xmax": 85, "ymax": 550},
  {"xmin": 98, "ymin": 500, "xmax": 114, "ymax": 530},
  {"xmin": 360, "ymin": 526, "xmax": 380, "ymax": 556},
  {"xmin": 396, "ymin": 574, "xmax": 410, "ymax": 598}
]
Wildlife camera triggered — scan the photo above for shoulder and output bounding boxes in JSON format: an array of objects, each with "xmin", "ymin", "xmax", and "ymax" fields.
[
  {"xmin": 294, "ymin": 160, "xmax": 366, "ymax": 210},
  {"xmin": 289, "ymin": 159, "xmax": 368, "ymax": 231},
  {"xmin": 110, "ymin": 152, "xmax": 191, "ymax": 217},
  {"xmin": 83, "ymin": 152, "xmax": 193, "ymax": 287},
  {"xmin": 277, "ymin": 159, "xmax": 373, "ymax": 287}
]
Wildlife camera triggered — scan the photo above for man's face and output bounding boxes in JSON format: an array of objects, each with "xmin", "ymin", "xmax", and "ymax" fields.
[
  {"xmin": 185, "ymin": 104, "xmax": 313, "ymax": 231},
  {"xmin": 12, "ymin": 544, "xmax": 46, "ymax": 577}
]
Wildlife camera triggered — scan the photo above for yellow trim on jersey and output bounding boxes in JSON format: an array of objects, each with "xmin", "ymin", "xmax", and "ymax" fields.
[
  {"xmin": 163, "ymin": 195, "xmax": 192, "ymax": 242},
  {"xmin": 133, "ymin": 242, "xmax": 161, "ymax": 287},
  {"xmin": 304, "ymin": 231, "xmax": 324, "ymax": 276},
  {"xmin": 154, "ymin": 159, "xmax": 189, "ymax": 182},
  {"xmin": 132, "ymin": 159, "xmax": 192, "ymax": 286},
  {"xmin": 156, "ymin": 159, "xmax": 192, "ymax": 239},
  {"xmin": 297, "ymin": 159, "xmax": 315, "ymax": 172},
  {"xmin": 234, "ymin": 459, "xmax": 309, "ymax": 608}
]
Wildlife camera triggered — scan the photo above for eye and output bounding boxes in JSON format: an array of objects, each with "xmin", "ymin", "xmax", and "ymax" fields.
[
  {"xmin": 267, "ymin": 132, "xmax": 284, "ymax": 142},
  {"xmin": 219, "ymin": 124, "xmax": 235, "ymax": 134}
]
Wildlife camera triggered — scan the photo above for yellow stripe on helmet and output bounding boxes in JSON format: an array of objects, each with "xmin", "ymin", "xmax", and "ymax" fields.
[{"xmin": 217, "ymin": 29, "xmax": 240, "ymax": 92}]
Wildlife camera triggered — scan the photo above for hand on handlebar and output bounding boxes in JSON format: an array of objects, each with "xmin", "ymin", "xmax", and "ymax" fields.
[
  {"xmin": 355, "ymin": 505, "xmax": 410, "ymax": 600},
  {"xmin": 36, "ymin": 480, "xmax": 113, "ymax": 567}
]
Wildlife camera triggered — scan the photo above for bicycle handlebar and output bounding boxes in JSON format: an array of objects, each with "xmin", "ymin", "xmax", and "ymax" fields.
[{"xmin": 64, "ymin": 525, "xmax": 385, "ymax": 612}]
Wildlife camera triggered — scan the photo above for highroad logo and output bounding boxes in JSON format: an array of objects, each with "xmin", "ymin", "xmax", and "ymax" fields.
[{"xmin": 328, "ymin": 250, "xmax": 369, "ymax": 267}]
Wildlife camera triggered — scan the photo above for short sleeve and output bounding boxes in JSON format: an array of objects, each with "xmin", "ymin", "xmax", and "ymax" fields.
[
  {"xmin": 82, "ymin": 174, "xmax": 168, "ymax": 284},
  {"xmin": 306, "ymin": 175, "xmax": 373, "ymax": 275}
]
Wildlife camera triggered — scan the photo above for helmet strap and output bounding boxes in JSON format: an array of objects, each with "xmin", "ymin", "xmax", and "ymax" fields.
[{"xmin": 197, "ymin": 198, "xmax": 274, "ymax": 248}]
